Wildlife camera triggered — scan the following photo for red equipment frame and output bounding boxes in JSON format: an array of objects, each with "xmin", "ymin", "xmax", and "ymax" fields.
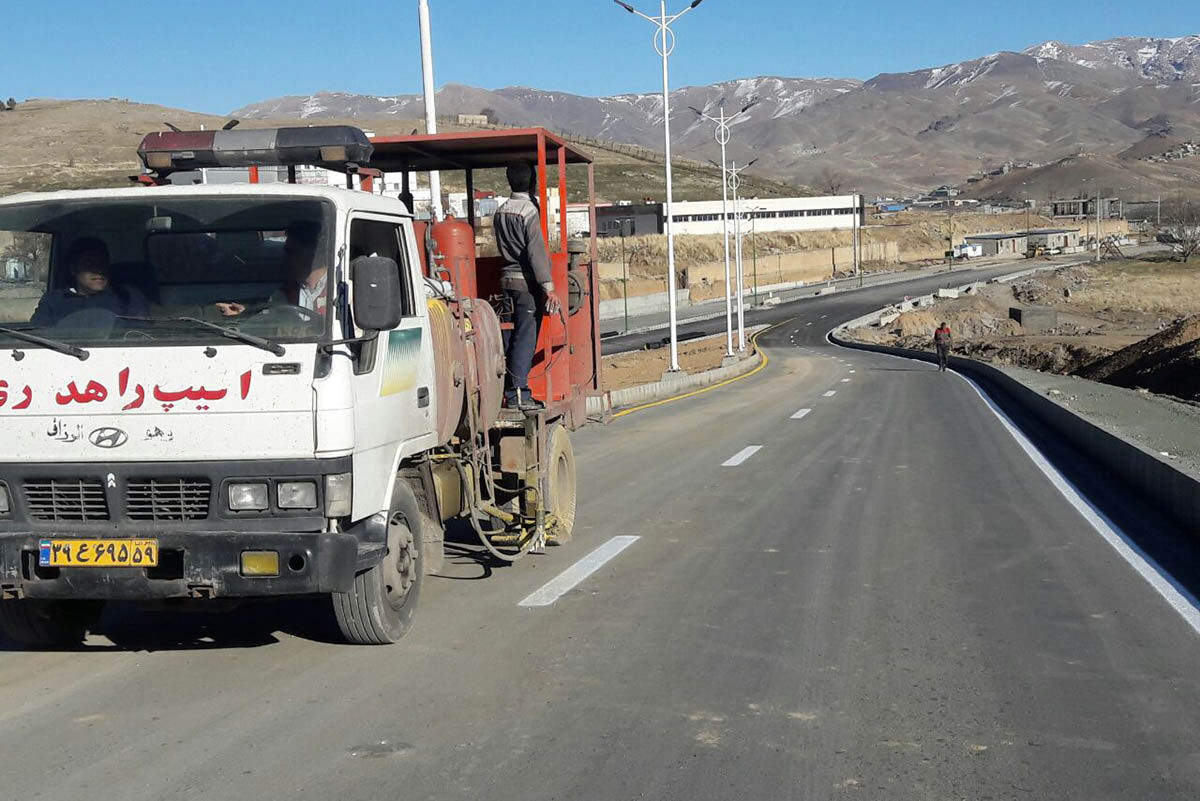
[{"xmin": 366, "ymin": 128, "xmax": 602, "ymax": 426}]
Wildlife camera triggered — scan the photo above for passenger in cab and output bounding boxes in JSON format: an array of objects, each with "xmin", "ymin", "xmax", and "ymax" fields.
[
  {"xmin": 30, "ymin": 237, "xmax": 148, "ymax": 327},
  {"xmin": 216, "ymin": 220, "xmax": 327, "ymax": 317}
]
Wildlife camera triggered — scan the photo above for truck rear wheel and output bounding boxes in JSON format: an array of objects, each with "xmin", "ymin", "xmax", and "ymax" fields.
[
  {"xmin": 0, "ymin": 599, "xmax": 105, "ymax": 647},
  {"xmin": 545, "ymin": 424, "xmax": 578, "ymax": 545},
  {"xmin": 333, "ymin": 481, "xmax": 424, "ymax": 645}
]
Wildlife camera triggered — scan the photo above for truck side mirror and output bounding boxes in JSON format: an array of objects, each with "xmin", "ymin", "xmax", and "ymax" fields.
[{"xmin": 351, "ymin": 256, "xmax": 403, "ymax": 332}]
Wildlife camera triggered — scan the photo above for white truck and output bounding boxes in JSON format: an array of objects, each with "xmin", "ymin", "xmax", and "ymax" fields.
[{"xmin": 0, "ymin": 126, "xmax": 601, "ymax": 645}]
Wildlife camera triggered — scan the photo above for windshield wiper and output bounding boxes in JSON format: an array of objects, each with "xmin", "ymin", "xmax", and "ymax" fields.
[
  {"xmin": 128, "ymin": 316, "xmax": 286, "ymax": 356},
  {"xmin": 0, "ymin": 325, "xmax": 90, "ymax": 360}
]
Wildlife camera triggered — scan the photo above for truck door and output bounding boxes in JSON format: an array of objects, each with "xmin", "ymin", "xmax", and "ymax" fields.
[{"xmin": 346, "ymin": 213, "xmax": 435, "ymax": 514}]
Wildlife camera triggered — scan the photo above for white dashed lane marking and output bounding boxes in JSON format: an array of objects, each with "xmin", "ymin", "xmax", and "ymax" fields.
[
  {"xmin": 518, "ymin": 536, "xmax": 641, "ymax": 607},
  {"xmin": 791, "ymin": 408, "xmax": 812, "ymax": 420},
  {"xmin": 823, "ymin": 390, "xmax": 837, "ymax": 397},
  {"xmin": 722, "ymin": 446, "xmax": 763, "ymax": 467}
]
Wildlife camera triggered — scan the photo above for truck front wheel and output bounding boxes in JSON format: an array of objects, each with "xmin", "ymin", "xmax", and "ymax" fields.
[
  {"xmin": 0, "ymin": 599, "xmax": 105, "ymax": 647},
  {"xmin": 333, "ymin": 481, "xmax": 424, "ymax": 645}
]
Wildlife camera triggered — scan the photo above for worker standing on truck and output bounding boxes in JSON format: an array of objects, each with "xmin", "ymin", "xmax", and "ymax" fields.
[
  {"xmin": 495, "ymin": 161, "xmax": 561, "ymax": 410},
  {"xmin": 933, "ymin": 321, "xmax": 952, "ymax": 372}
]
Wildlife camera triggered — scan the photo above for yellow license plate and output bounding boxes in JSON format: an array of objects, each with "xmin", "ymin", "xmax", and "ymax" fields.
[{"xmin": 38, "ymin": 539, "xmax": 159, "ymax": 568}]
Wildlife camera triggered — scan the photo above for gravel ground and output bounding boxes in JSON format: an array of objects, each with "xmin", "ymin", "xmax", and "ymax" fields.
[{"xmin": 992, "ymin": 364, "xmax": 1200, "ymax": 479}]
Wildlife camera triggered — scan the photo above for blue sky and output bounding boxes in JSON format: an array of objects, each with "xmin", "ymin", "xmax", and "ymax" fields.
[{"xmin": 3, "ymin": 1, "xmax": 1199, "ymax": 113}]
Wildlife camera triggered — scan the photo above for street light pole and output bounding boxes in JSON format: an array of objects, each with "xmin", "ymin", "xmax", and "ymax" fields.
[
  {"xmin": 613, "ymin": 0, "xmax": 706, "ymax": 373},
  {"xmin": 731, "ymin": 165, "xmax": 745, "ymax": 351},
  {"xmin": 693, "ymin": 98, "xmax": 757, "ymax": 358},
  {"xmin": 417, "ymin": 0, "xmax": 444, "ymax": 221},
  {"xmin": 726, "ymin": 160, "xmax": 757, "ymax": 351}
]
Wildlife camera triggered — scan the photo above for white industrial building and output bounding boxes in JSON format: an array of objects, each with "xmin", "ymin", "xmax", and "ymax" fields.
[{"xmin": 666, "ymin": 195, "xmax": 863, "ymax": 236}]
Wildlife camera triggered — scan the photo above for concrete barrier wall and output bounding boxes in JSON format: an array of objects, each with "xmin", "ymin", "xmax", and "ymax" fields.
[
  {"xmin": 598, "ymin": 289, "xmax": 690, "ymax": 321},
  {"xmin": 829, "ymin": 332, "xmax": 1200, "ymax": 532}
]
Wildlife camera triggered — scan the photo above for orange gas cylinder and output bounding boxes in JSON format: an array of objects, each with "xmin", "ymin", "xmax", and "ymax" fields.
[
  {"xmin": 426, "ymin": 298, "xmax": 467, "ymax": 446},
  {"xmin": 431, "ymin": 216, "xmax": 478, "ymax": 299}
]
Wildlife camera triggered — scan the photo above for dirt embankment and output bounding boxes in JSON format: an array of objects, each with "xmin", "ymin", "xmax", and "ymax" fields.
[{"xmin": 851, "ymin": 256, "xmax": 1200, "ymax": 402}]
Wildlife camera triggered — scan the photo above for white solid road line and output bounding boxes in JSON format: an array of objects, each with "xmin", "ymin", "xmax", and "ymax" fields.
[
  {"xmin": 518, "ymin": 536, "xmax": 641, "ymax": 607},
  {"xmin": 823, "ymin": 390, "xmax": 837, "ymax": 397},
  {"xmin": 959, "ymin": 374, "xmax": 1200, "ymax": 636},
  {"xmin": 828, "ymin": 327, "xmax": 1200, "ymax": 637},
  {"xmin": 722, "ymin": 446, "xmax": 763, "ymax": 467},
  {"xmin": 791, "ymin": 408, "xmax": 812, "ymax": 420}
]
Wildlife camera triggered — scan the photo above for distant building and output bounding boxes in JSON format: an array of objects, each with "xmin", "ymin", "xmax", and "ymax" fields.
[
  {"xmin": 594, "ymin": 203, "xmax": 663, "ymax": 238},
  {"xmin": 666, "ymin": 195, "xmax": 864, "ymax": 236},
  {"xmin": 456, "ymin": 114, "xmax": 490, "ymax": 126},
  {"xmin": 1051, "ymin": 197, "xmax": 1121, "ymax": 219},
  {"xmin": 963, "ymin": 232, "xmax": 1028, "ymax": 256},
  {"xmin": 1023, "ymin": 228, "xmax": 1080, "ymax": 250}
]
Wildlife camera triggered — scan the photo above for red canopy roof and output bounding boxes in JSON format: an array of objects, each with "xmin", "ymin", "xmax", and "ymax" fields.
[{"xmin": 366, "ymin": 128, "xmax": 592, "ymax": 172}]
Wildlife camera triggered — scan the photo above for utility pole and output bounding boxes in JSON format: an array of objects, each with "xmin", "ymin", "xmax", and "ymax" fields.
[
  {"xmin": 751, "ymin": 211, "xmax": 758, "ymax": 306},
  {"xmin": 620, "ymin": 220, "xmax": 631, "ymax": 332},
  {"xmin": 853, "ymin": 192, "xmax": 862, "ymax": 287},
  {"xmin": 417, "ymin": 0, "xmax": 444, "ymax": 221},
  {"xmin": 946, "ymin": 210, "xmax": 953, "ymax": 269},
  {"xmin": 1095, "ymin": 193, "xmax": 1101, "ymax": 263}
]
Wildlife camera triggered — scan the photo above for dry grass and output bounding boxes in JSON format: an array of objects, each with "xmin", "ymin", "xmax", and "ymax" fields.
[
  {"xmin": 1070, "ymin": 259, "xmax": 1200, "ymax": 316},
  {"xmin": 601, "ymin": 334, "xmax": 732, "ymax": 390}
]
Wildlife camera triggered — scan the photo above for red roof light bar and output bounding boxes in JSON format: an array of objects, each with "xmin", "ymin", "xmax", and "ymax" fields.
[{"xmin": 137, "ymin": 126, "xmax": 374, "ymax": 174}]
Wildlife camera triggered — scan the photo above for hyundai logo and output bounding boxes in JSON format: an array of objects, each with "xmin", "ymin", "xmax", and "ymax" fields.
[{"xmin": 89, "ymin": 427, "xmax": 128, "ymax": 449}]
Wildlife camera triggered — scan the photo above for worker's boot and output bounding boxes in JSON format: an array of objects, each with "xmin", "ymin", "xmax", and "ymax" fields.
[{"xmin": 504, "ymin": 388, "xmax": 544, "ymax": 412}]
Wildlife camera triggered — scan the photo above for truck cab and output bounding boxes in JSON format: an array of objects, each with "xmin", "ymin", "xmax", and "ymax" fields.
[{"xmin": 0, "ymin": 181, "xmax": 442, "ymax": 641}]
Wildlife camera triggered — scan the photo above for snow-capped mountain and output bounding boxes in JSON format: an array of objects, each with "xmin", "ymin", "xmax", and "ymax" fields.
[
  {"xmin": 232, "ymin": 35, "xmax": 1200, "ymax": 195},
  {"xmin": 1024, "ymin": 36, "xmax": 1200, "ymax": 84}
]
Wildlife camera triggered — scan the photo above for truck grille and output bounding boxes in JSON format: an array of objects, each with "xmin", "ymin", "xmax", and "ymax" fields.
[
  {"xmin": 126, "ymin": 478, "xmax": 211, "ymax": 521},
  {"xmin": 23, "ymin": 479, "xmax": 110, "ymax": 521}
]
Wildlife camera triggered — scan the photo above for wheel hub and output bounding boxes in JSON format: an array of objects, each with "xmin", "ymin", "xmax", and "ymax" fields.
[{"xmin": 383, "ymin": 514, "xmax": 417, "ymax": 601}]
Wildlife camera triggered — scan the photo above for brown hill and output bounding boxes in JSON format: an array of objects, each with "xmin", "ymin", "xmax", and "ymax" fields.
[{"xmin": 0, "ymin": 99, "xmax": 805, "ymax": 202}]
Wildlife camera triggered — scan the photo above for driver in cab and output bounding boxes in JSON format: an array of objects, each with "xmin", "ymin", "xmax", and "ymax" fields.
[
  {"xmin": 216, "ymin": 220, "xmax": 327, "ymax": 317},
  {"xmin": 30, "ymin": 237, "xmax": 148, "ymax": 327}
]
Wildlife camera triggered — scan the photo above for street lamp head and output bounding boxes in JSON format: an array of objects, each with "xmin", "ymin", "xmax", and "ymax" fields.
[
  {"xmin": 739, "ymin": 98, "xmax": 760, "ymax": 115},
  {"xmin": 613, "ymin": 0, "xmax": 636, "ymax": 12},
  {"xmin": 747, "ymin": 157, "xmax": 759, "ymax": 168},
  {"xmin": 690, "ymin": 0, "xmax": 705, "ymax": 7}
]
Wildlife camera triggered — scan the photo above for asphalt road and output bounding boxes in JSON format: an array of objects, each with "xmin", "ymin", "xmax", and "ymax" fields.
[{"xmin": 3, "ymin": 266, "xmax": 1200, "ymax": 800}]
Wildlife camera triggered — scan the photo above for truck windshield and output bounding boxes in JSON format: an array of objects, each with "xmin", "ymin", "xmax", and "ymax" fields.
[{"xmin": 0, "ymin": 196, "xmax": 335, "ymax": 347}]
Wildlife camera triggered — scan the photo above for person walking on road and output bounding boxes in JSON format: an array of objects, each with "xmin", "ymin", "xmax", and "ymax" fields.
[
  {"xmin": 495, "ymin": 160, "xmax": 561, "ymax": 411},
  {"xmin": 933, "ymin": 321, "xmax": 952, "ymax": 372}
]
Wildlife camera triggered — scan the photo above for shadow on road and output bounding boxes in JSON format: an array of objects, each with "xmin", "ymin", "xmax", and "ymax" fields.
[{"xmin": 0, "ymin": 597, "xmax": 345, "ymax": 653}]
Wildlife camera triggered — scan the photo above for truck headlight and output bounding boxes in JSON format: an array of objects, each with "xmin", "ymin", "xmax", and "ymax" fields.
[
  {"xmin": 0, "ymin": 484, "xmax": 9, "ymax": 514},
  {"xmin": 278, "ymin": 481, "xmax": 318, "ymax": 510},
  {"xmin": 228, "ymin": 483, "xmax": 269, "ymax": 511},
  {"xmin": 325, "ymin": 473, "xmax": 352, "ymax": 518}
]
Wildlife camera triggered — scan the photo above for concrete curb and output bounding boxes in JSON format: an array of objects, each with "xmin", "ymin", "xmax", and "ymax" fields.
[
  {"xmin": 828, "ymin": 269, "xmax": 1200, "ymax": 532},
  {"xmin": 588, "ymin": 329, "xmax": 767, "ymax": 417}
]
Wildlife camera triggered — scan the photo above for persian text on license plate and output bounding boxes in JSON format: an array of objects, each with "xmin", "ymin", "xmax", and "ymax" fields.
[{"xmin": 38, "ymin": 539, "xmax": 159, "ymax": 568}]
